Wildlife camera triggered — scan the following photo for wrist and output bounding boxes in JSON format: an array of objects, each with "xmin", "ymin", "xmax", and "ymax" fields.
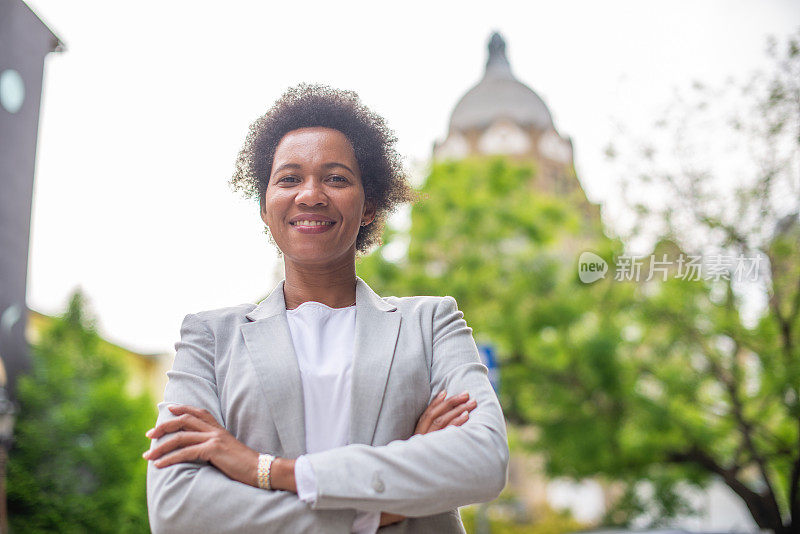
[
  {"xmin": 270, "ymin": 457, "xmax": 297, "ymax": 492},
  {"xmin": 247, "ymin": 450, "xmax": 262, "ymax": 488}
]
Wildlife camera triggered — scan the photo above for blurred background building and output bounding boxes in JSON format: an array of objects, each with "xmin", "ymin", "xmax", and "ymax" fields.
[
  {"xmin": 434, "ymin": 32, "xmax": 601, "ymax": 227},
  {"xmin": 25, "ymin": 310, "xmax": 171, "ymax": 402}
]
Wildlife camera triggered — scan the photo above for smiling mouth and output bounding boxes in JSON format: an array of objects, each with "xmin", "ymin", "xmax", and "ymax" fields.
[{"xmin": 290, "ymin": 220, "xmax": 335, "ymax": 227}]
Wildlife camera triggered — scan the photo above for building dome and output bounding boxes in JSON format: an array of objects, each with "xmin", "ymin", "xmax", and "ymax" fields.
[{"xmin": 448, "ymin": 32, "xmax": 554, "ymax": 133}]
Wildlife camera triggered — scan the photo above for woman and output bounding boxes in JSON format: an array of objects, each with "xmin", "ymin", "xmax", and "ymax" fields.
[{"xmin": 144, "ymin": 84, "xmax": 509, "ymax": 533}]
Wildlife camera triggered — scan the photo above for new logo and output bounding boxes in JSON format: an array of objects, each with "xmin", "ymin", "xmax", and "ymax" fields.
[{"xmin": 578, "ymin": 251, "xmax": 608, "ymax": 283}]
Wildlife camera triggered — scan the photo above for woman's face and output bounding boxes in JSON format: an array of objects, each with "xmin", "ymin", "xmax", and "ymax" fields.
[{"xmin": 261, "ymin": 127, "xmax": 374, "ymax": 266}]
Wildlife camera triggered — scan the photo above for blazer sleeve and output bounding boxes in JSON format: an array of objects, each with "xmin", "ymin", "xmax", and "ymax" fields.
[
  {"xmin": 301, "ymin": 296, "xmax": 510, "ymax": 517},
  {"xmin": 146, "ymin": 313, "xmax": 356, "ymax": 534}
]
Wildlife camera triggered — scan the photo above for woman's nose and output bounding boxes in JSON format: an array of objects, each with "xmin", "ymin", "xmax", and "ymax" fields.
[{"xmin": 295, "ymin": 179, "xmax": 327, "ymax": 206}]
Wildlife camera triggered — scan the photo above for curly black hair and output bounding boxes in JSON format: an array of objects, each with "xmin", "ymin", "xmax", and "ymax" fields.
[{"xmin": 230, "ymin": 83, "xmax": 416, "ymax": 254}]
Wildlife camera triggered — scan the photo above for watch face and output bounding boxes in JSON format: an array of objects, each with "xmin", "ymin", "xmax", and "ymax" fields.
[{"xmin": 0, "ymin": 69, "xmax": 25, "ymax": 114}]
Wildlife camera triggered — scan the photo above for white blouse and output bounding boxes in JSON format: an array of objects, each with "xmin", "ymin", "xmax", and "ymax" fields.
[{"xmin": 286, "ymin": 301, "xmax": 380, "ymax": 534}]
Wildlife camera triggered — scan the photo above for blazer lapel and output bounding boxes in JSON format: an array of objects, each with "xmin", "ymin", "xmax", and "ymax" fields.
[
  {"xmin": 350, "ymin": 276, "xmax": 401, "ymax": 445},
  {"xmin": 241, "ymin": 279, "xmax": 307, "ymax": 458}
]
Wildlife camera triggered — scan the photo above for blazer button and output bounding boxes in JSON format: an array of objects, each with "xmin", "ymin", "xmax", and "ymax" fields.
[{"xmin": 372, "ymin": 472, "xmax": 385, "ymax": 493}]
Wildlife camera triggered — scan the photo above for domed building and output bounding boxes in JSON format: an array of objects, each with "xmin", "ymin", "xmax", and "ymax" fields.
[
  {"xmin": 434, "ymin": 32, "xmax": 600, "ymax": 225},
  {"xmin": 432, "ymin": 31, "xmax": 608, "ymax": 522}
]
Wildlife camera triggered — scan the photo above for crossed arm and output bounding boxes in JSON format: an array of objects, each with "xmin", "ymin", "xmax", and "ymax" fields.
[
  {"xmin": 145, "ymin": 392, "xmax": 474, "ymax": 528},
  {"xmin": 145, "ymin": 297, "xmax": 509, "ymax": 532}
]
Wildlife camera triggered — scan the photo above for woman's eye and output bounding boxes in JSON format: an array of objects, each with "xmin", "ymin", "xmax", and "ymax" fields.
[
  {"xmin": 328, "ymin": 175, "xmax": 347, "ymax": 183},
  {"xmin": 276, "ymin": 176, "xmax": 299, "ymax": 183}
]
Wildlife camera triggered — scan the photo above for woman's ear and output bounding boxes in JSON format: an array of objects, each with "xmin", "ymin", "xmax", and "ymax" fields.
[
  {"xmin": 260, "ymin": 194, "xmax": 269, "ymax": 226},
  {"xmin": 361, "ymin": 203, "xmax": 376, "ymax": 226}
]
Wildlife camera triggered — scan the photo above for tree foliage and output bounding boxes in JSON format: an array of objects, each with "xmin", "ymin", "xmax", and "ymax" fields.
[
  {"xmin": 605, "ymin": 30, "xmax": 800, "ymax": 533},
  {"xmin": 8, "ymin": 290, "xmax": 153, "ymax": 533},
  {"xmin": 358, "ymin": 31, "xmax": 800, "ymax": 533}
]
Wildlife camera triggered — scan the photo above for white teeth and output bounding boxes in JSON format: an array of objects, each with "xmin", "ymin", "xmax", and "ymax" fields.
[{"xmin": 293, "ymin": 220, "xmax": 333, "ymax": 226}]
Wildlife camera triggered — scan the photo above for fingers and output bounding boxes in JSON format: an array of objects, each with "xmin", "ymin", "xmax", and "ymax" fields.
[
  {"xmin": 168, "ymin": 405, "xmax": 221, "ymax": 427},
  {"xmin": 143, "ymin": 431, "xmax": 210, "ymax": 463},
  {"xmin": 146, "ymin": 411, "xmax": 213, "ymax": 440},
  {"xmin": 149, "ymin": 442, "xmax": 209, "ymax": 468},
  {"xmin": 428, "ymin": 390, "xmax": 447, "ymax": 410},
  {"xmin": 415, "ymin": 391, "xmax": 476, "ymax": 435},
  {"xmin": 427, "ymin": 391, "xmax": 469, "ymax": 424},
  {"xmin": 414, "ymin": 390, "xmax": 447, "ymax": 434},
  {"xmin": 449, "ymin": 410, "xmax": 470, "ymax": 427},
  {"xmin": 429, "ymin": 398, "xmax": 477, "ymax": 432},
  {"xmin": 379, "ymin": 512, "xmax": 406, "ymax": 527}
]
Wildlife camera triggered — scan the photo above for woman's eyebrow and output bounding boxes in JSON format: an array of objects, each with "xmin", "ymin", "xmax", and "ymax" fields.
[
  {"xmin": 323, "ymin": 162, "xmax": 355, "ymax": 175},
  {"xmin": 273, "ymin": 163, "xmax": 301, "ymax": 175},
  {"xmin": 272, "ymin": 162, "xmax": 355, "ymax": 175}
]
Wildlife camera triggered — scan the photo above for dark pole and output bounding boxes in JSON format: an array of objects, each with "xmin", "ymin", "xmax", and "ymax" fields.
[
  {"xmin": 0, "ymin": 0, "xmax": 63, "ymax": 400},
  {"xmin": 0, "ymin": 1, "xmax": 63, "ymax": 529}
]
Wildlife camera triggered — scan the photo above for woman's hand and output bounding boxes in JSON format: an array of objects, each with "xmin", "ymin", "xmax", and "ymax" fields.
[
  {"xmin": 143, "ymin": 405, "xmax": 260, "ymax": 488},
  {"xmin": 144, "ymin": 391, "xmax": 476, "ymax": 522},
  {"xmin": 379, "ymin": 512, "xmax": 407, "ymax": 527},
  {"xmin": 379, "ymin": 390, "xmax": 477, "ymax": 527},
  {"xmin": 414, "ymin": 390, "xmax": 477, "ymax": 435}
]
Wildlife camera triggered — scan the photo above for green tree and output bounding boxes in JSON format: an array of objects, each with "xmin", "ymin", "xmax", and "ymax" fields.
[
  {"xmin": 358, "ymin": 156, "xmax": 625, "ymax": 426},
  {"xmin": 602, "ymin": 31, "xmax": 800, "ymax": 533},
  {"xmin": 357, "ymin": 32, "xmax": 799, "ymax": 533},
  {"xmin": 8, "ymin": 290, "xmax": 153, "ymax": 533}
]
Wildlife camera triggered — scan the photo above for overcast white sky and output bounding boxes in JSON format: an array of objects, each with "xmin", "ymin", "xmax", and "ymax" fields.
[{"xmin": 23, "ymin": 0, "xmax": 800, "ymax": 354}]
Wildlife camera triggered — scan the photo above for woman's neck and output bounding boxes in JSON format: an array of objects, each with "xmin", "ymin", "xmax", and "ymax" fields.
[{"xmin": 282, "ymin": 259, "xmax": 357, "ymax": 310}]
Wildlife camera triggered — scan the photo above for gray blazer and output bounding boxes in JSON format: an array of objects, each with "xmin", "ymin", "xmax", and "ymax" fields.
[{"xmin": 146, "ymin": 276, "xmax": 509, "ymax": 533}]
